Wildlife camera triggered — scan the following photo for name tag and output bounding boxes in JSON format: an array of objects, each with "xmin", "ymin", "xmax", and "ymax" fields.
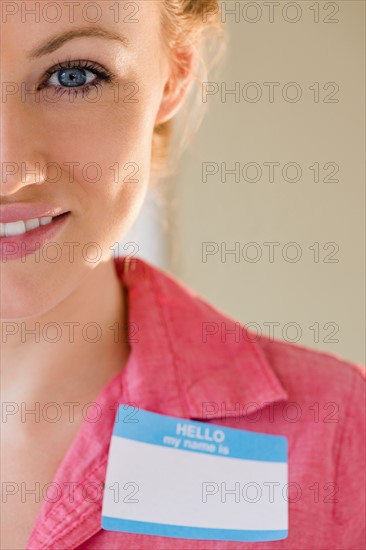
[{"xmin": 101, "ymin": 405, "xmax": 288, "ymax": 542}]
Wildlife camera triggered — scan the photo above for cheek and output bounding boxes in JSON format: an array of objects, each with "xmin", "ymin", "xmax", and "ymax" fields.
[
  {"xmin": 44, "ymin": 87, "xmax": 153, "ymax": 177},
  {"xmin": 42, "ymin": 81, "xmax": 160, "ymax": 245}
]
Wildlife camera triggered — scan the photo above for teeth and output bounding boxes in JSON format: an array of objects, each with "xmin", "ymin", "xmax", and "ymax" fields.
[
  {"xmin": 24, "ymin": 218, "xmax": 40, "ymax": 231},
  {"xmin": 4, "ymin": 221, "xmax": 26, "ymax": 237},
  {"xmin": 0, "ymin": 216, "xmax": 54, "ymax": 237},
  {"xmin": 40, "ymin": 216, "xmax": 53, "ymax": 226}
]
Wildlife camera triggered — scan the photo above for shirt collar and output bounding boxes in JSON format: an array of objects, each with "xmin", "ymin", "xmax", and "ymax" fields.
[{"xmin": 117, "ymin": 255, "xmax": 288, "ymax": 420}]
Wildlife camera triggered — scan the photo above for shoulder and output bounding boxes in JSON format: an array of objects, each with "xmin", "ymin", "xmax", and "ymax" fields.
[
  {"xmin": 117, "ymin": 256, "xmax": 365, "ymax": 407},
  {"xmin": 258, "ymin": 332, "xmax": 365, "ymax": 407}
]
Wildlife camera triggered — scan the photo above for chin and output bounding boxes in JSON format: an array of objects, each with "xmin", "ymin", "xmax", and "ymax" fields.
[
  {"xmin": 0, "ymin": 288, "xmax": 56, "ymax": 321},
  {"xmin": 0, "ymin": 261, "xmax": 77, "ymax": 321}
]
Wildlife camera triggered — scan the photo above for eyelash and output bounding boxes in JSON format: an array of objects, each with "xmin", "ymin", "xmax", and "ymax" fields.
[{"xmin": 38, "ymin": 58, "xmax": 114, "ymax": 99}]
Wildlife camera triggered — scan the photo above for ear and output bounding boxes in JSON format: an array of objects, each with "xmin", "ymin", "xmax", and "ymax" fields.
[{"xmin": 155, "ymin": 47, "xmax": 197, "ymax": 126}]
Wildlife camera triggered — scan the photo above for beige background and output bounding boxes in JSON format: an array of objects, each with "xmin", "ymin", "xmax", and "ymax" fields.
[{"xmin": 126, "ymin": 1, "xmax": 365, "ymax": 365}]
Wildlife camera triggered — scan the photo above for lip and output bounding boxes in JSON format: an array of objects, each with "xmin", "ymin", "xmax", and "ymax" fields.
[
  {"xmin": 0, "ymin": 212, "xmax": 71, "ymax": 262},
  {"xmin": 0, "ymin": 203, "xmax": 68, "ymax": 223}
]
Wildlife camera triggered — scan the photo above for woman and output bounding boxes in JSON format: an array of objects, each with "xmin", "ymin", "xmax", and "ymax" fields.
[{"xmin": 1, "ymin": 1, "xmax": 364, "ymax": 549}]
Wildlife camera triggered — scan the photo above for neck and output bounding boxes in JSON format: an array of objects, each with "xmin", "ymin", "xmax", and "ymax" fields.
[{"xmin": 0, "ymin": 258, "xmax": 130, "ymax": 407}]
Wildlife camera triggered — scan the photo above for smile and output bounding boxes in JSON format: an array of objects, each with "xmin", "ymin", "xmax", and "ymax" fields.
[{"xmin": 0, "ymin": 212, "xmax": 70, "ymax": 238}]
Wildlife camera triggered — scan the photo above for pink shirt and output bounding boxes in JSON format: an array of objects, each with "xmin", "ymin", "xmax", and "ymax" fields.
[{"xmin": 27, "ymin": 256, "xmax": 365, "ymax": 550}]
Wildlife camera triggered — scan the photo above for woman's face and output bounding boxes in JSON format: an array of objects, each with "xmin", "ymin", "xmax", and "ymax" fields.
[{"xmin": 1, "ymin": 1, "xmax": 171, "ymax": 319}]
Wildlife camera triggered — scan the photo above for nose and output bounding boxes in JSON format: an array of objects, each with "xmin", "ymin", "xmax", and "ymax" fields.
[{"xmin": 0, "ymin": 97, "xmax": 47, "ymax": 196}]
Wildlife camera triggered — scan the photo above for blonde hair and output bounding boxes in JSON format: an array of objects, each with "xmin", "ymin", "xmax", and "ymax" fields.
[{"xmin": 152, "ymin": 0, "xmax": 225, "ymax": 179}]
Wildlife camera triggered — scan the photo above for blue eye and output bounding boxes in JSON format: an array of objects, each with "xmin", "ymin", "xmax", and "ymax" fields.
[
  {"xmin": 40, "ymin": 59, "xmax": 114, "ymax": 96},
  {"xmin": 48, "ymin": 67, "xmax": 96, "ymax": 88}
]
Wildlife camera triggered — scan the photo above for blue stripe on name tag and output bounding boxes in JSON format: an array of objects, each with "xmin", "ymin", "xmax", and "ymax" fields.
[
  {"xmin": 102, "ymin": 516, "xmax": 288, "ymax": 542},
  {"xmin": 112, "ymin": 405, "xmax": 287, "ymax": 463}
]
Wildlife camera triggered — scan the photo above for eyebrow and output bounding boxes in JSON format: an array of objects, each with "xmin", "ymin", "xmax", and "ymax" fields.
[{"xmin": 28, "ymin": 26, "xmax": 130, "ymax": 58}]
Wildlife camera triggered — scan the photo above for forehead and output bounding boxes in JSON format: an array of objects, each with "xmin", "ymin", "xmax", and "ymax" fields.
[{"xmin": 2, "ymin": 1, "xmax": 162, "ymax": 56}]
